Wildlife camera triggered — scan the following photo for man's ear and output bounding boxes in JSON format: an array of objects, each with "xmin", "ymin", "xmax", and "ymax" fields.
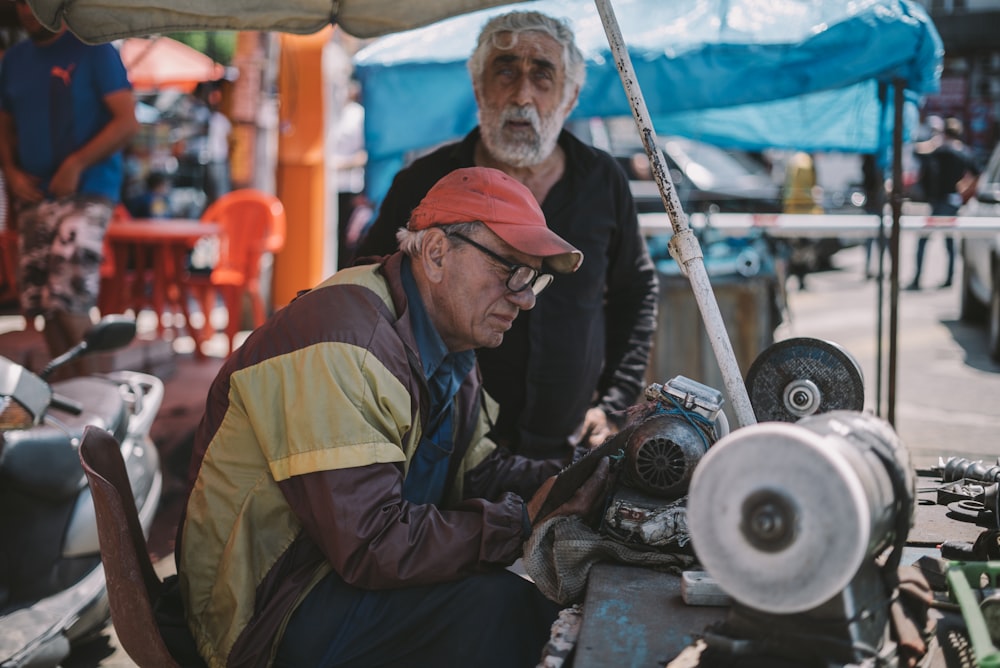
[
  {"xmin": 420, "ymin": 228, "xmax": 449, "ymax": 283},
  {"xmin": 562, "ymin": 85, "xmax": 581, "ymax": 118},
  {"xmin": 473, "ymin": 81, "xmax": 493, "ymax": 113}
]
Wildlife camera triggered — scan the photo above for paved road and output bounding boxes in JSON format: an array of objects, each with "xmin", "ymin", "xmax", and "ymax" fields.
[{"xmin": 775, "ymin": 236, "xmax": 1000, "ymax": 469}]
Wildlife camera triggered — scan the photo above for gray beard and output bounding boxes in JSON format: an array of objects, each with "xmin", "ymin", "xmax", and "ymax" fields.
[{"xmin": 478, "ymin": 104, "xmax": 563, "ymax": 168}]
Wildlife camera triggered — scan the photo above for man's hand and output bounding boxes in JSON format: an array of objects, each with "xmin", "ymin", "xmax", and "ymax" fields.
[
  {"xmin": 48, "ymin": 155, "xmax": 84, "ymax": 198},
  {"xmin": 526, "ymin": 456, "xmax": 611, "ymax": 527},
  {"xmin": 5, "ymin": 166, "xmax": 43, "ymax": 204},
  {"xmin": 569, "ymin": 407, "xmax": 614, "ymax": 449}
]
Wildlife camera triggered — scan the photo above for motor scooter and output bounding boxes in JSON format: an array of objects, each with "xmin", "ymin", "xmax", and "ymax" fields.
[{"xmin": 0, "ymin": 315, "xmax": 165, "ymax": 667}]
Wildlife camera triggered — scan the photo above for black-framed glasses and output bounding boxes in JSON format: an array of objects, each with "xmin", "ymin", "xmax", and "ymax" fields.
[{"xmin": 447, "ymin": 231, "xmax": 553, "ymax": 295}]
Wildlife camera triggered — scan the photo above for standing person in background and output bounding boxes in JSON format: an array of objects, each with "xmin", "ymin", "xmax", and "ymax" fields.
[
  {"xmin": 0, "ymin": 0, "xmax": 137, "ymax": 375},
  {"xmin": 861, "ymin": 153, "xmax": 885, "ymax": 280},
  {"xmin": 781, "ymin": 151, "xmax": 823, "ymax": 290},
  {"xmin": 330, "ymin": 77, "xmax": 367, "ymax": 268},
  {"xmin": 0, "ymin": 21, "xmax": 7, "ymax": 233},
  {"xmin": 353, "ymin": 10, "xmax": 658, "ymax": 460},
  {"xmin": 125, "ymin": 171, "xmax": 173, "ymax": 219},
  {"xmin": 203, "ymin": 84, "xmax": 231, "ymax": 206},
  {"xmin": 0, "ymin": 22, "xmax": 15, "ymax": 304},
  {"xmin": 907, "ymin": 116, "xmax": 980, "ymax": 290},
  {"xmin": 0, "ymin": 164, "xmax": 7, "ymax": 233}
]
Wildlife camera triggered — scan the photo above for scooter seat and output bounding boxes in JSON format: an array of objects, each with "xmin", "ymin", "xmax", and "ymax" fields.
[{"xmin": 0, "ymin": 377, "xmax": 128, "ymax": 502}]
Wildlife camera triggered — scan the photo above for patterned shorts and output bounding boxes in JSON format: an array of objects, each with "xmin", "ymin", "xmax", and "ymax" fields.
[{"xmin": 17, "ymin": 196, "xmax": 111, "ymax": 318}]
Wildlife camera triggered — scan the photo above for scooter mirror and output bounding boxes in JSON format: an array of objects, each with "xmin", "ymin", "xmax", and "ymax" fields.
[
  {"xmin": 39, "ymin": 315, "xmax": 138, "ymax": 381},
  {"xmin": 83, "ymin": 315, "xmax": 137, "ymax": 353}
]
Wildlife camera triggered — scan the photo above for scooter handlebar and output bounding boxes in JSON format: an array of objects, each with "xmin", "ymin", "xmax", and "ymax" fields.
[{"xmin": 104, "ymin": 370, "xmax": 165, "ymax": 440}]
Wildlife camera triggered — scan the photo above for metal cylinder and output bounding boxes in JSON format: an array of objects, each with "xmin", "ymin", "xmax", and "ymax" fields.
[{"xmin": 688, "ymin": 411, "xmax": 913, "ymax": 614}]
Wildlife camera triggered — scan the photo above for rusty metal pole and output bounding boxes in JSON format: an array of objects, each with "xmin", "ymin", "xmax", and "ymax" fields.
[{"xmin": 593, "ymin": 0, "xmax": 757, "ymax": 428}]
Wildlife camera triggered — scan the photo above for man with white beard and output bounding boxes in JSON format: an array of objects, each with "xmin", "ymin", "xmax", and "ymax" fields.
[{"xmin": 354, "ymin": 10, "xmax": 658, "ymax": 460}]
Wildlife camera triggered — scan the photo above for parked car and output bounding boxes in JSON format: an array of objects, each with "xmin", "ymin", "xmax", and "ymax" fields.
[
  {"xmin": 571, "ymin": 118, "xmax": 783, "ymax": 214},
  {"xmin": 568, "ymin": 118, "xmax": 860, "ymax": 277},
  {"xmin": 625, "ymin": 138, "xmax": 783, "ymax": 214},
  {"xmin": 958, "ymin": 142, "xmax": 1000, "ymax": 361}
]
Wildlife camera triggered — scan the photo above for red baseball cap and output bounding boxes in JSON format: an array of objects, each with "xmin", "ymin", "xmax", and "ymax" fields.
[{"xmin": 408, "ymin": 167, "xmax": 583, "ymax": 273}]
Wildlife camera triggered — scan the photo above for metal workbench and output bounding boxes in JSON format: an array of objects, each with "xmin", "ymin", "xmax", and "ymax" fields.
[{"xmin": 573, "ymin": 474, "xmax": 987, "ymax": 668}]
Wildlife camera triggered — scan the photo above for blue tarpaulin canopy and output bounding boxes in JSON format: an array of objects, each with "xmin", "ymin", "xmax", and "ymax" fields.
[{"xmin": 354, "ymin": 0, "xmax": 943, "ymax": 205}]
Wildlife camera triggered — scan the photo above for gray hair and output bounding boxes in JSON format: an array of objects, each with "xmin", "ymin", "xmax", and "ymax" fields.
[
  {"xmin": 467, "ymin": 11, "xmax": 586, "ymax": 109},
  {"xmin": 395, "ymin": 221, "xmax": 484, "ymax": 257}
]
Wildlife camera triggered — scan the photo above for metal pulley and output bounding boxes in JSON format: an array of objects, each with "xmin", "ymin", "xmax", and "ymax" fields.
[{"xmin": 744, "ymin": 337, "xmax": 865, "ymax": 423}]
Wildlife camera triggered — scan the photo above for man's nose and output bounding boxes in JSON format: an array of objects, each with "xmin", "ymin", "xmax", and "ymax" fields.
[
  {"xmin": 508, "ymin": 287, "xmax": 536, "ymax": 310},
  {"xmin": 511, "ymin": 74, "xmax": 534, "ymax": 106}
]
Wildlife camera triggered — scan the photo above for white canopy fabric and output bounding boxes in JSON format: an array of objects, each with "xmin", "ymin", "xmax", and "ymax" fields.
[{"xmin": 24, "ymin": 0, "xmax": 514, "ymax": 43}]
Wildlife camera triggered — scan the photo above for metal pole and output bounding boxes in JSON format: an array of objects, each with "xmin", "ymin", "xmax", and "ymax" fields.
[
  {"xmin": 874, "ymin": 81, "xmax": 889, "ymax": 419},
  {"xmin": 887, "ymin": 80, "xmax": 905, "ymax": 426},
  {"xmin": 593, "ymin": 0, "xmax": 757, "ymax": 428},
  {"xmin": 874, "ymin": 173, "xmax": 886, "ymax": 418}
]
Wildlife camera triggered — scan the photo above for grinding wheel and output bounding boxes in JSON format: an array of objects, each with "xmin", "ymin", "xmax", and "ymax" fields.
[
  {"xmin": 745, "ymin": 337, "xmax": 864, "ymax": 422},
  {"xmin": 689, "ymin": 414, "xmax": 905, "ymax": 614}
]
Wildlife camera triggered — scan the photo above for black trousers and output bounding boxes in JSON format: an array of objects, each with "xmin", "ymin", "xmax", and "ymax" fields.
[{"xmin": 273, "ymin": 569, "xmax": 560, "ymax": 668}]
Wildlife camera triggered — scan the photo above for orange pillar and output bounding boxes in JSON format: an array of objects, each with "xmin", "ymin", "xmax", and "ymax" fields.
[{"xmin": 273, "ymin": 28, "xmax": 331, "ymax": 308}]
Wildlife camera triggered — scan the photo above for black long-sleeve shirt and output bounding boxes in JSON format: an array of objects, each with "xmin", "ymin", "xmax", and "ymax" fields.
[{"xmin": 354, "ymin": 128, "xmax": 659, "ymax": 458}]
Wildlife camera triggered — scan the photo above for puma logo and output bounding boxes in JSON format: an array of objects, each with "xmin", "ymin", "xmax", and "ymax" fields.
[{"xmin": 50, "ymin": 64, "xmax": 75, "ymax": 85}]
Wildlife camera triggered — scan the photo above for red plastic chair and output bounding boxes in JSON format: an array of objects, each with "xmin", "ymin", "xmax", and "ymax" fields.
[{"xmin": 188, "ymin": 189, "xmax": 287, "ymax": 354}]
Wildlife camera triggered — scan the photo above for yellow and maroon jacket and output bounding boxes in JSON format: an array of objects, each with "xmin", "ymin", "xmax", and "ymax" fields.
[{"xmin": 178, "ymin": 253, "xmax": 558, "ymax": 668}]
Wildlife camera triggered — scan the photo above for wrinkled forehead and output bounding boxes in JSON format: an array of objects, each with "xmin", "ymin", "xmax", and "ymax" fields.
[{"xmin": 487, "ymin": 30, "xmax": 565, "ymax": 73}]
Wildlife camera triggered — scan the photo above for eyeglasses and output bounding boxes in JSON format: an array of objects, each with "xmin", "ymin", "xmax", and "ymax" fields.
[{"xmin": 447, "ymin": 231, "xmax": 553, "ymax": 295}]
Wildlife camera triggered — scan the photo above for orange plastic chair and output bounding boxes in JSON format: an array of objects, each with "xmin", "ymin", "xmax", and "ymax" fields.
[{"xmin": 189, "ymin": 189, "xmax": 287, "ymax": 354}]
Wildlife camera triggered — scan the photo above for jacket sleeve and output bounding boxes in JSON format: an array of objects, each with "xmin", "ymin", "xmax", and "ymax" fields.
[
  {"xmin": 278, "ymin": 463, "xmax": 528, "ymax": 591},
  {"xmin": 597, "ymin": 166, "xmax": 659, "ymax": 417},
  {"xmin": 463, "ymin": 446, "xmax": 565, "ymax": 501}
]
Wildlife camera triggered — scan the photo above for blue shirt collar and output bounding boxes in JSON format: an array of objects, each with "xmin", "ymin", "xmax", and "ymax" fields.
[{"xmin": 400, "ymin": 256, "xmax": 474, "ymax": 391}]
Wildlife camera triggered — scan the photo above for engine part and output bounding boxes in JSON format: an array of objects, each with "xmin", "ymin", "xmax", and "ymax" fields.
[
  {"xmin": 596, "ymin": 376, "xmax": 725, "ymax": 552},
  {"xmin": 946, "ymin": 562, "xmax": 1000, "ymax": 667},
  {"xmin": 645, "ymin": 375, "xmax": 725, "ymax": 426},
  {"xmin": 623, "ymin": 376, "xmax": 725, "ymax": 497},
  {"xmin": 948, "ymin": 499, "xmax": 993, "ymax": 524},
  {"xmin": 744, "ymin": 337, "xmax": 864, "ymax": 423},
  {"xmin": 937, "ymin": 479, "xmax": 986, "ymax": 506},
  {"xmin": 534, "ymin": 376, "xmax": 724, "ymax": 521},
  {"xmin": 945, "ymin": 485, "xmax": 1000, "ymax": 530},
  {"xmin": 622, "ymin": 413, "xmax": 712, "ymax": 498},
  {"xmin": 601, "ymin": 488, "xmax": 691, "ymax": 551},
  {"xmin": 943, "ymin": 456, "xmax": 1000, "ymax": 484},
  {"xmin": 688, "ymin": 410, "xmax": 913, "ymax": 615}
]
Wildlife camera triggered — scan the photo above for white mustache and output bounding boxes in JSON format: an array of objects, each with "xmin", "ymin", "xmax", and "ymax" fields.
[{"xmin": 499, "ymin": 106, "xmax": 541, "ymax": 133}]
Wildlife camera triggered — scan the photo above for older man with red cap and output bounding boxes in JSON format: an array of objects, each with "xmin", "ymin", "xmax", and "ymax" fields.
[{"xmin": 174, "ymin": 167, "xmax": 609, "ymax": 668}]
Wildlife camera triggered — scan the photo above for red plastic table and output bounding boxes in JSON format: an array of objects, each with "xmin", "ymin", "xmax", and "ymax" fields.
[{"xmin": 105, "ymin": 219, "xmax": 219, "ymax": 355}]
